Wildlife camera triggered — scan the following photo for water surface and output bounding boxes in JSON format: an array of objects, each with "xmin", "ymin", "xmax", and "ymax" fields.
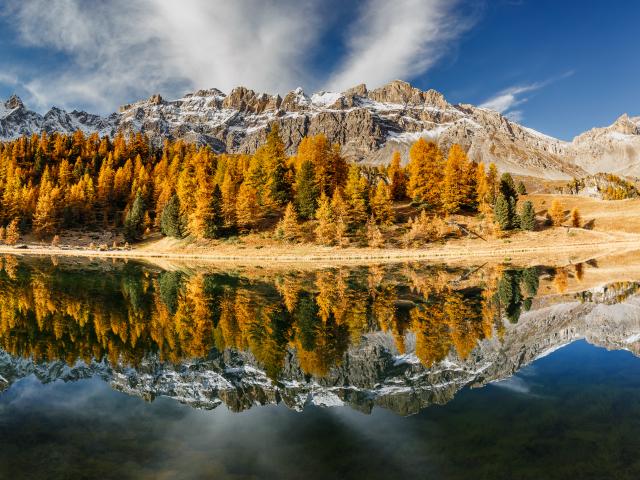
[{"xmin": 1, "ymin": 255, "xmax": 639, "ymax": 479}]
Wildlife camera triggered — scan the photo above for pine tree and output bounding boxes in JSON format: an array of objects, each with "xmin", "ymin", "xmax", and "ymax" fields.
[
  {"xmin": 519, "ymin": 201, "xmax": 536, "ymax": 231},
  {"xmin": 388, "ymin": 151, "xmax": 407, "ymax": 200},
  {"xmin": 516, "ymin": 181, "xmax": 527, "ymax": 195},
  {"xmin": 570, "ymin": 207, "xmax": 581, "ymax": 228},
  {"xmin": 294, "ymin": 160, "xmax": 319, "ymax": 220},
  {"xmin": 494, "ymin": 193, "xmax": 512, "ymax": 230},
  {"xmin": 549, "ymin": 199, "xmax": 565, "ymax": 226},
  {"xmin": 124, "ymin": 193, "xmax": 146, "ymax": 242},
  {"xmin": 314, "ymin": 193, "xmax": 335, "ymax": 245},
  {"xmin": 160, "ymin": 194, "xmax": 182, "ymax": 238},
  {"xmin": 499, "ymin": 172, "xmax": 518, "ymax": 202},
  {"xmin": 276, "ymin": 202, "xmax": 301, "ymax": 242},
  {"xmin": 261, "ymin": 124, "xmax": 292, "ymax": 208},
  {"xmin": 407, "ymin": 138, "xmax": 444, "ymax": 208},
  {"xmin": 371, "ymin": 182, "xmax": 394, "ymax": 224}
]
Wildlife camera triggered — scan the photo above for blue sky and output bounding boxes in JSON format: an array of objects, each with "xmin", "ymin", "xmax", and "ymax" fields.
[{"xmin": 0, "ymin": 0, "xmax": 637, "ymax": 140}]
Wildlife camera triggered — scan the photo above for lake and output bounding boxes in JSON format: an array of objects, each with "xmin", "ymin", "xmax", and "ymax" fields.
[{"xmin": 1, "ymin": 254, "xmax": 639, "ymax": 479}]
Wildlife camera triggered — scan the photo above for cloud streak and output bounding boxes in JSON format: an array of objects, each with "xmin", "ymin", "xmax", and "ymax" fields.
[
  {"xmin": 1, "ymin": 0, "xmax": 470, "ymax": 113},
  {"xmin": 479, "ymin": 71, "xmax": 574, "ymax": 121},
  {"xmin": 328, "ymin": 0, "xmax": 472, "ymax": 91},
  {"xmin": 2, "ymin": 0, "xmax": 323, "ymax": 112}
]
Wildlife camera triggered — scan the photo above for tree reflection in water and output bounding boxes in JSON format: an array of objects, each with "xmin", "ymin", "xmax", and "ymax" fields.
[{"xmin": 0, "ymin": 255, "xmax": 569, "ymax": 379}]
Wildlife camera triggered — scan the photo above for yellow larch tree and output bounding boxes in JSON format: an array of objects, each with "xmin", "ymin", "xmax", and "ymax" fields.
[{"xmin": 407, "ymin": 138, "xmax": 444, "ymax": 208}]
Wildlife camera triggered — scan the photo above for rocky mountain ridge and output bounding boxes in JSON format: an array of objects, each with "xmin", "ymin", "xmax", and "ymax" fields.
[
  {"xmin": 1, "ymin": 80, "xmax": 638, "ymax": 180},
  {"xmin": 2, "ymin": 289, "xmax": 640, "ymax": 416}
]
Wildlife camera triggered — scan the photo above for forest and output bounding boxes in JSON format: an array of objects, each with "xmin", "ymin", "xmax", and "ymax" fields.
[{"xmin": 0, "ymin": 125, "xmax": 573, "ymax": 247}]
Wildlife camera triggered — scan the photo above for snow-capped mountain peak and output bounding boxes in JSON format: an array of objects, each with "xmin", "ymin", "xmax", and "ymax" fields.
[{"xmin": 0, "ymin": 82, "xmax": 638, "ymax": 179}]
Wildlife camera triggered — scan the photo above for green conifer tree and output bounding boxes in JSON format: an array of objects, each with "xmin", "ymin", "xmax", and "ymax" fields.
[
  {"xmin": 499, "ymin": 172, "xmax": 518, "ymax": 202},
  {"xmin": 203, "ymin": 184, "xmax": 224, "ymax": 238},
  {"xmin": 494, "ymin": 193, "xmax": 512, "ymax": 230},
  {"xmin": 124, "ymin": 193, "xmax": 146, "ymax": 242},
  {"xmin": 519, "ymin": 200, "xmax": 536, "ymax": 231},
  {"xmin": 160, "ymin": 194, "xmax": 183, "ymax": 238},
  {"xmin": 294, "ymin": 160, "xmax": 319, "ymax": 220},
  {"xmin": 516, "ymin": 181, "xmax": 527, "ymax": 195}
]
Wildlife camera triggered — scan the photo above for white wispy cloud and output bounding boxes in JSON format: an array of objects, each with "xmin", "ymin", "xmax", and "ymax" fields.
[
  {"xmin": 479, "ymin": 84, "xmax": 541, "ymax": 114},
  {"xmin": 328, "ymin": 0, "xmax": 472, "ymax": 91},
  {"xmin": 1, "ymin": 0, "xmax": 323, "ymax": 112},
  {"xmin": 479, "ymin": 71, "xmax": 574, "ymax": 121},
  {"xmin": 1, "ymin": 0, "xmax": 471, "ymax": 113}
]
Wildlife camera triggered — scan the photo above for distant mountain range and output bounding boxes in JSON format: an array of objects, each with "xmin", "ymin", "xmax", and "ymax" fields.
[{"xmin": 1, "ymin": 80, "xmax": 639, "ymax": 179}]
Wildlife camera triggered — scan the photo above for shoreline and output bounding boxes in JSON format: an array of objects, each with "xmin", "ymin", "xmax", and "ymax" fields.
[{"xmin": 1, "ymin": 237, "xmax": 638, "ymax": 266}]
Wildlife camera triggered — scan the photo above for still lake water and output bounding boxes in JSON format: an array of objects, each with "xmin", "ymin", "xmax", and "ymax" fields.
[{"xmin": 1, "ymin": 256, "xmax": 639, "ymax": 479}]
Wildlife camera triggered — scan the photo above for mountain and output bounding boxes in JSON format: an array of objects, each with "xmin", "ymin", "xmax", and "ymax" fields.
[
  {"xmin": 1, "ymin": 81, "xmax": 639, "ymax": 180},
  {"xmin": 2, "ymin": 284, "xmax": 640, "ymax": 416}
]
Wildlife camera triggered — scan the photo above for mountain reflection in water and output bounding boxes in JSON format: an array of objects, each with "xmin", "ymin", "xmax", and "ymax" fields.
[{"xmin": 0, "ymin": 255, "xmax": 639, "ymax": 415}]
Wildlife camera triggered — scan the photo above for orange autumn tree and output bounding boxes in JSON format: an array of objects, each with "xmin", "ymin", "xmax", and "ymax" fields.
[{"xmin": 407, "ymin": 138, "xmax": 445, "ymax": 209}]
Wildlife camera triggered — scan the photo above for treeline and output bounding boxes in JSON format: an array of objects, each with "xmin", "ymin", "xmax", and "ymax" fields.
[
  {"xmin": 0, "ymin": 258, "xmax": 546, "ymax": 376},
  {"xmin": 0, "ymin": 126, "xmax": 538, "ymax": 245}
]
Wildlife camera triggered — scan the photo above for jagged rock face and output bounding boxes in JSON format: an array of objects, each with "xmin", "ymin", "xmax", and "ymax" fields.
[
  {"xmin": 2, "ymin": 291, "xmax": 640, "ymax": 416},
  {"xmin": 570, "ymin": 114, "xmax": 640, "ymax": 176},
  {"xmin": 0, "ymin": 80, "xmax": 638, "ymax": 180},
  {"xmin": 558, "ymin": 172, "xmax": 638, "ymax": 198}
]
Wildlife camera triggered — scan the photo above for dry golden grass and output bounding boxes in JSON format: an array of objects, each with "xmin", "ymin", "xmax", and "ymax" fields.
[{"xmin": 526, "ymin": 193, "xmax": 640, "ymax": 234}]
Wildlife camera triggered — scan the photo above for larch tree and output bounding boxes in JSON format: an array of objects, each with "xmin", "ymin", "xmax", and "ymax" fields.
[
  {"xmin": 366, "ymin": 217, "xmax": 385, "ymax": 248},
  {"xmin": 570, "ymin": 207, "xmax": 581, "ymax": 228},
  {"xmin": 476, "ymin": 162, "xmax": 490, "ymax": 211},
  {"xmin": 259, "ymin": 124, "xmax": 292, "ymax": 209},
  {"xmin": 190, "ymin": 183, "xmax": 224, "ymax": 239},
  {"xmin": 314, "ymin": 193, "xmax": 335, "ymax": 245},
  {"xmin": 4, "ymin": 218, "xmax": 20, "ymax": 245},
  {"xmin": 330, "ymin": 189, "xmax": 348, "ymax": 246},
  {"xmin": 344, "ymin": 164, "xmax": 369, "ymax": 228},
  {"xmin": 371, "ymin": 182, "xmax": 394, "ymax": 225},
  {"xmin": 276, "ymin": 201, "xmax": 301, "ymax": 242},
  {"xmin": 236, "ymin": 182, "xmax": 259, "ymax": 230},
  {"xmin": 295, "ymin": 134, "xmax": 347, "ymax": 197},
  {"xmin": 220, "ymin": 170, "xmax": 238, "ymax": 228},
  {"xmin": 407, "ymin": 138, "xmax": 444, "ymax": 208},
  {"xmin": 33, "ymin": 174, "xmax": 60, "ymax": 239},
  {"xmin": 442, "ymin": 144, "xmax": 472, "ymax": 214},
  {"xmin": 549, "ymin": 199, "xmax": 565, "ymax": 226},
  {"xmin": 486, "ymin": 163, "xmax": 499, "ymax": 205}
]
